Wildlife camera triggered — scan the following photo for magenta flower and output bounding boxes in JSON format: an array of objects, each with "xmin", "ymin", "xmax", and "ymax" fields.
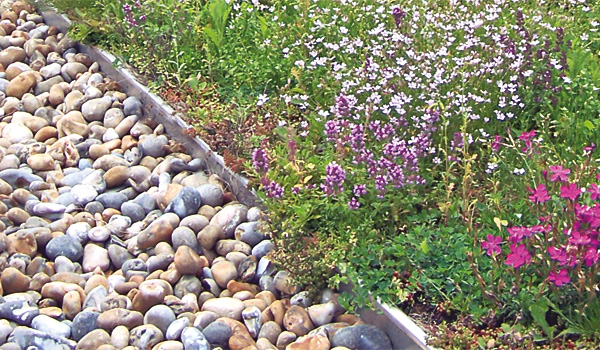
[
  {"xmin": 589, "ymin": 184, "xmax": 600, "ymax": 200},
  {"xmin": 549, "ymin": 165, "xmax": 571, "ymax": 182},
  {"xmin": 528, "ymin": 183, "xmax": 550, "ymax": 203},
  {"xmin": 505, "ymin": 244, "xmax": 531, "ymax": 269},
  {"xmin": 584, "ymin": 247, "xmax": 599, "ymax": 267},
  {"xmin": 548, "ymin": 246, "xmax": 569, "ymax": 265},
  {"xmin": 507, "ymin": 226, "xmax": 532, "ymax": 243},
  {"xmin": 482, "ymin": 234, "xmax": 502, "ymax": 256},
  {"xmin": 348, "ymin": 197, "xmax": 360, "ymax": 210},
  {"xmin": 560, "ymin": 183, "xmax": 581, "ymax": 201},
  {"xmin": 491, "ymin": 135, "xmax": 502, "ymax": 153},
  {"xmin": 548, "ymin": 269, "xmax": 570, "ymax": 287}
]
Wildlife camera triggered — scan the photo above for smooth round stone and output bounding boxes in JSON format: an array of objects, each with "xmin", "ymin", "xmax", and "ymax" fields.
[
  {"xmin": 27, "ymin": 153, "xmax": 55, "ymax": 171},
  {"xmin": 165, "ymin": 186, "xmax": 201, "ymax": 219},
  {"xmin": 181, "ymin": 327, "xmax": 210, "ymax": 350},
  {"xmin": 147, "ymin": 253, "xmax": 174, "ymax": 273},
  {"xmin": 283, "ymin": 306, "xmax": 314, "ymax": 337},
  {"xmin": 144, "ymin": 305, "xmax": 176, "ymax": 335},
  {"xmin": 173, "ymin": 275, "xmax": 202, "ymax": 299},
  {"xmin": 131, "ymin": 280, "xmax": 172, "ymax": 313},
  {"xmin": 290, "ymin": 291, "xmax": 313, "ymax": 309},
  {"xmin": 111, "ymin": 325, "xmax": 129, "ymax": 349},
  {"xmin": 179, "ymin": 215, "xmax": 209, "ymax": 234},
  {"xmin": 81, "ymin": 169, "xmax": 107, "ymax": 192},
  {"xmin": 107, "ymin": 244, "xmax": 133, "ymax": 269},
  {"xmin": 121, "ymin": 201, "xmax": 145, "ymax": 223},
  {"xmin": 82, "ymin": 243, "xmax": 110, "ymax": 272},
  {"xmin": 6, "ymin": 71, "xmax": 37, "ymax": 99},
  {"xmin": 197, "ymin": 225, "xmax": 225, "ymax": 250},
  {"xmin": 2, "ymin": 123, "xmax": 33, "ymax": 143},
  {"xmin": 48, "ymin": 84, "xmax": 65, "ymax": 105},
  {"xmin": 174, "ymin": 245, "xmax": 207, "ymax": 276},
  {"xmin": 82, "ymin": 285, "xmax": 108, "ymax": 310},
  {"xmin": 123, "ymin": 96, "xmax": 142, "ymax": 116},
  {"xmin": 61, "ymin": 168, "xmax": 94, "ymax": 187},
  {"xmin": 121, "ymin": 258, "xmax": 147, "ymax": 276},
  {"xmin": 1, "ymin": 267, "xmax": 30, "ymax": 294},
  {"xmin": 71, "ymin": 310, "xmax": 100, "ymax": 341},
  {"xmin": 139, "ymin": 134, "xmax": 168, "ymax": 158},
  {"xmin": 211, "ymin": 260, "xmax": 238, "ymax": 288},
  {"xmin": 61, "ymin": 62, "xmax": 87, "ymax": 80},
  {"xmin": 0, "ymin": 47, "xmax": 26, "ymax": 68},
  {"xmin": 40, "ymin": 62, "xmax": 62, "ymax": 79},
  {"xmin": 57, "ymin": 110, "xmax": 88, "ymax": 137},
  {"xmin": 46, "ymin": 234, "xmax": 83, "ymax": 261},
  {"xmin": 258, "ymin": 321, "xmax": 282, "ymax": 345},
  {"xmin": 77, "ymin": 328, "xmax": 112, "ymax": 350},
  {"xmin": 201, "ymin": 297, "xmax": 244, "ymax": 320},
  {"xmin": 88, "ymin": 226, "xmax": 110, "ymax": 242},
  {"xmin": 7, "ymin": 207, "xmax": 30, "ymax": 226},
  {"xmin": 31, "ymin": 314, "xmax": 71, "ymax": 339},
  {"xmin": 104, "ymin": 108, "xmax": 124, "ymax": 129},
  {"xmin": 202, "ymin": 321, "xmax": 232, "ymax": 348},
  {"xmin": 133, "ymin": 192, "xmax": 156, "ymax": 213},
  {"xmin": 130, "ymin": 324, "xmax": 164, "ymax": 349},
  {"xmin": 85, "ymin": 201, "xmax": 105, "ymax": 215},
  {"xmin": 66, "ymin": 222, "xmax": 91, "ymax": 243},
  {"xmin": 32, "ymin": 202, "xmax": 66, "ymax": 216},
  {"xmin": 54, "ymin": 256, "xmax": 76, "ymax": 273},
  {"xmin": 171, "ymin": 226, "xmax": 198, "ymax": 252},
  {"xmin": 252, "ymin": 240, "xmax": 274, "ymax": 260},
  {"xmin": 209, "ymin": 204, "xmax": 248, "ymax": 238},
  {"xmin": 331, "ymin": 324, "xmax": 392, "ymax": 350},
  {"xmin": 102, "ymin": 128, "xmax": 119, "ymax": 142},
  {"xmin": 97, "ymin": 308, "xmax": 144, "ymax": 332},
  {"xmin": 165, "ymin": 317, "xmax": 190, "ymax": 340},
  {"xmin": 197, "ymin": 184, "xmax": 223, "ymax": 207},
  {"xmin": 72, "ymin": 184, "xmax": 98, "ymax": 206},
  {"xmin": 97, "ymin": 192, "xmax": 128, "ymax": 209},
  {"xmin": 235, "ymin": 221, "xmax": 265, "ymax": 247}
]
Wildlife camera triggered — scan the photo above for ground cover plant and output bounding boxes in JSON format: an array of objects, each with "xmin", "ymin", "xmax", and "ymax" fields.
[{"xmin": 39, "ymin": 0, "xmax": 600, "ymax": 347}]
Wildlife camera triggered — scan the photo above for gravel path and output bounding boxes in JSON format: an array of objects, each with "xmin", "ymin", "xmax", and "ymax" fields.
[{"xmin": 0, "ymin": 1, "xmax": 394, "ymax": 349}]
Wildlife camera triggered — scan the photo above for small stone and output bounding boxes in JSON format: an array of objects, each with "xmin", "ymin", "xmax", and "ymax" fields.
[
  {"xmin": 283, "ymin": 306, "xmax": 314, "ymax": 337},
  {"xmin": 46, "ymin": 234, "xmax": 83, "ymax": 261},
  {"xmin": 2, "ymin": 123, "xmax": 33, "ymax": 143},
  {"xmin": 203, "ymin": 321, "xmax": 232, "ymax": 348},
  {"xmin": 63, "ymin": 289, "xmax": 82, "ymax": 320},
  {"xmin": 77, "ymin": 329, "xmax": 111, "ymax": 350},
  {"xmin": 242, "ymin": 306, "xmax": 263, "ymax": 338},
  {"xmin": 97, "ymin": 308, "xmax": 144, "ymax": 332},
  {"xmin": 31, "ymin": 314, "xmax": 71, "ymax": 339},
  {"xmin": 258, "ymin": 321, "xmax": 282, "ymax": 345},
  {"xmin": 71, "ymin": 310, "xmax": 100, "ymax": 341},
  {"xmin": 137, "ymin": 213, "xmax": 179, "ymax": 250},
  {"xmin": 111, "ymin": 325, "xmax": 129, "ymax": 349},
  {"xmin": 171, "ymin": 226, "xmax": 199, "ymax": 252},
  {"xmin": 174, "ymin": 245, "xmax": 207, "ymax": 276},
  {"xmin": 72, "ymin": 184, "xmax": 99, "ymax": 206},
  {"xmin": 0, "ymin": 297, "xmax": 39, "ymax": 325},
  {"xmin": 201, "ymin": 297, "xmax": 245, "ymax": 320},
  {"xmin": 1, "ymin": 267, "xmax": 30, "ymax": 294},
  {"xmin": 152, "ymin": 340, "xmax": 184, "ymax": 350},
  {"xmin": 7, "ymin": 229, "xmax": 37, "ymax": 258},
  {"xmin": 211, "ymin": 260, "xmax": 238, "ymax": 289},
  {"xmin": 252, "ymin": 240, "xmax": 274, "ymax": 260},
  {"xmin": 235, "ymin": 221, "xmax": 265, "ymax": 247},
  {"xmin": 6, "ymin": 71, "xmax": 37, "ymax": 98},
  {"xmin": 197, "ymin": 225, "xmax": 225, "ymax": 250},
  {"xmin": 139, "ymin": 134, "xmax": 168, "ymax": 157},
  {"xmin": 209, "ymin": 204, "xmax": 248, "ymax": 238},
  {"xmin": 81, "ymin": 97, "xmax": 112, "ymax": 122},
  {"xmin": 27, "ymin": 153, "xmax": 55, "ymax": 171},
  {"xmin": 330, "ymin": 324, "xmax": 392, "ymax": 350},
  {"xmin": 276, "ymin": 331, "xmax": 297, "ymax": 349},
  {"xmin": 144, "ymin": 304, "xmax": 176, "ymax": 336},
  {"xmin": 123, "ymin": 96, "xmax": 143, "ymax": 116},
  {"xmin": 131, "ymin": 279, "xmax": 172, "ymax": 314},
  {"xmin": 130, "ymin": 324, "xmax": 164, "ymax": 350},
  {"xmin": 165, "ymin": 317, "xmax": 190, "ymax": 340},
  {"xmin": 197, "ymin": 184, "xmax": 223, "ymax": 207},
  {"xmin": 82, "ymin": 243, "xmax": 110, "ymax": 272},
  {"xmin": 181, "ymin": 327, "xmax": 210, "ymax": 350}
]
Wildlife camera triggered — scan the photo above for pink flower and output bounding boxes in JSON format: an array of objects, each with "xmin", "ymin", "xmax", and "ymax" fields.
[
  {"xmin": 569, "ymin": 230, "xmax": 590, "ymax": 246},
  {"xmin": 482, "ymin": 235, "xmax": 502, "ymax": 256},
  {"xmin": 491, "ymin": 135, "xmax": 502, "ymax": 153},
  {"xmin": 549, "ymin": 165, "xmax": 570, "ymax": 182},
  {"xmin": 528, "ymin": 184, "xmax": 550, "ymax": 203},
  {"xmin": 548, "ymin": 269, "xmax": 570, "ymax": 287},
  {"xmin": 590, "ymin": 184, "xmax": 600, "ymax": 200},
  {"xmin": 584, "ymin": 248, "xmax": 599, "ymax": 267},
  {"xmin": 548, "ymin": 246, "xmax": 569, "ymax": 265},
  {"xmin": 560, "ymin": 183, "xmax": 581, "ymax": 201},
  {"xmin": 507, "ymin": 226, "xmax": 533, "ymax": 243},
  {"xmin": 505, "ymin": 244, "xmax": 531, "ymax": 269}
]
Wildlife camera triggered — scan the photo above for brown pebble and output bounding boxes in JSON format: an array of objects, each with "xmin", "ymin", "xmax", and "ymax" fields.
[
  {"xmin": 63, "ymin": 289, "xmax": 82, "ymax": 320},
  {"xmin": 77, "ymin": 329, "xmax": 111, "ymax": 350},
  {"xmin": 97, "ymin": 308, "xmax": 144, "ymax": 331},
  {"xmin": 1, "ymin": 267, "xmax": 30, "ymax": 294}
]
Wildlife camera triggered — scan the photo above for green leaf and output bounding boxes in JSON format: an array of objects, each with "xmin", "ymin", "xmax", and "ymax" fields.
[
  {"xmin": 420, "ymin": 239, "xmax": 430, "ymax": 254},
  {"xmin": 529, "ymin": 299, "xmax": 555, "ymax": 339},
  {"xmin": 584, "ymin": 120, "xmax": 595, "ymax": 130}
]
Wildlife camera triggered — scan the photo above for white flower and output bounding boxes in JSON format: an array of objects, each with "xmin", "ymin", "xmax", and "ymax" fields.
[
  {"xmin": 513, "ymin": 168, "xmax": 526, "ymax": 176},
  {"xmin": 256, "ymin": 94, "xmax": 269, "ymax": 107}
]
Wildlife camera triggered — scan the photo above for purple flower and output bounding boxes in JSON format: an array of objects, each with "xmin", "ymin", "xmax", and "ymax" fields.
[
  {"xmin": 321, "ymin": 161, "xmax": 346, "ymax": 196},
  {"xmin": 548, "ymin": 246, "xmax": 569, "ymax": 265},
  {"xmin": 589, "ymin": 184, "xmax": 600, "ymax": 200},
  {"xmin": 353, "ymin": 184, "xmax": 367, "ymax": 197},
  {"xmin": 264, "ymin": 180, "xmax": 284, "ymax": 199},
  {"xmin": 251, "ymin": 148, "xmax": 269, "ymax": 173},
  {"xmin": 123, "ymin": 3, "xmax": 132, "ymax": 13},
  {"xmin": 348, "ymin": 197, "xmax": 360, "ymax": 210},
  {"xmin": 392, "ymin": 7, "xmax": 406, "ymax": 28}
]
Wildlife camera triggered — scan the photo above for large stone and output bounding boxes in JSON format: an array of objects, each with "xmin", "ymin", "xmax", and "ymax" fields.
[
  {"xmin": 81, "ymin": 97, "xmax": 112, "ymax": 122},
  {"xmin": 8, "ymin": 326, "xmax": 77, "ymax": 350},
  {"xmin": 201, "ymin": 297, "xmax": 244, "ymax": 320},
  {"xmin": 6, "ymin": 71, "xmax": 37, "ymax": 98},
  {"xmin": 331, "ymin": 324, "xmax": 392, "ymax": 350}
]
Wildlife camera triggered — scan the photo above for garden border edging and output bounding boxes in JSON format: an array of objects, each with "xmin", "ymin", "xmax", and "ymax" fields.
[{"xmin": 37, "ymin": 7, "xmax": 434, "ymax": 349}]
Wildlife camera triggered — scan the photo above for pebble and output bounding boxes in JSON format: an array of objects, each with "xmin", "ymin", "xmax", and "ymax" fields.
[
  {"xmin": 331, "ymin": 324, "xmax": 392, "ymax": 350},
  {"xmin": 144, "ymin": 304, "xmax": 176, "ymax": 335}
]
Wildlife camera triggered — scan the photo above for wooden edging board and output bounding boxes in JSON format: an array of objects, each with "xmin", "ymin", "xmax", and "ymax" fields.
[{"xmin": 38, "ymin": 7, "xmax": 435, "ymax": 350}]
